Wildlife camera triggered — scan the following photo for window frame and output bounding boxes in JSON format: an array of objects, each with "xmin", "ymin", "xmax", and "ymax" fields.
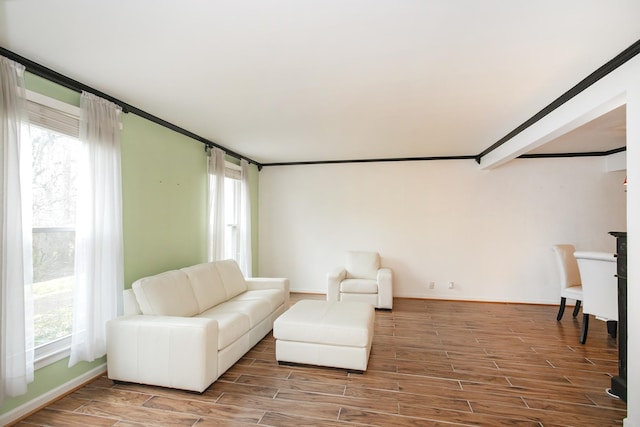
[
  {"xmin": 223, "ymin": 162, "xmax": 242, "ymax": 261},
  {"xmin": 26, "ymin": 90, "xmax": 81, "ymax": 369}
]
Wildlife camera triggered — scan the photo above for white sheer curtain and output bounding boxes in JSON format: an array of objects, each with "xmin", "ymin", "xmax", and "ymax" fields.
[
  {"xmin": 238, "ymin": 159, "xmax": 252, "ymax": 276},
  {"xmin": 207, "ymin": 147, "xmax": 226, "ymax": 261},
  {"xmin": 68, "ymin": 92, "xmax": 124, "ymax": 367},
  {"xmin": 0, "ymin": 56, "xmax": 34, "ymax": 402}
]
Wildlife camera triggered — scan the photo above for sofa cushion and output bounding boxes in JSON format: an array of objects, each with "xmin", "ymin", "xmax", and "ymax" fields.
[
  {"xmin": 181, "ymin": 262, "xmax": 227, "ymax": 313},
  {"xmin": 132, "ymin": 270, "xmax": 198, "ymax": 317},
  {"xmin": 345, "ymin": 251, "xmax": 380, "ymax": 279},
  {"xmin": 231, "ymin": 289, "xmax": 285, "ymax": 312},
  {"xmin": 340, "ymin": 278, "xmax": 379, "ymax": 294},
  {"xmin": 197, "ymin": 309, "xmax": 251, "ymax": 350},
  {"xmin": 215, "ymin": 260, "xmax": 248, "ymax": 299},
  {"xmin": 213, "ymin": 299, "xmax": 272, "ymax": 328}
]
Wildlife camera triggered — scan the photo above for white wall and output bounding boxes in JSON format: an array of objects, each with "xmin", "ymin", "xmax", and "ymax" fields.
[
  {"xmin": 259, "ymin": 157, "xmax": 626, "ymax": 303},
  {"xmin": 474, "ymin": 53, "xmax": 638, "ymax": 425},
  {"xmin": 624, "ymin": 65, "xmax": 639, "ymax": 427}
]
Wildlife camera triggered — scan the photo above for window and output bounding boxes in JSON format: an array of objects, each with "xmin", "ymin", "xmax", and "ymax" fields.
[
  {"xmin": 223, "ymin": 163, "xmax": 241, "ymax": 261},
  {"xmin": 25, "ymin": 91, "xmax": 81, "ymax": 367}
]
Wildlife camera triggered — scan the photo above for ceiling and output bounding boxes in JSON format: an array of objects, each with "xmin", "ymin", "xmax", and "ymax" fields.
[
  {"xmin": 526, "ymin": 105, "xmax": 626, "ymax": 155},
  {"xmin": 1, "ymin": 1, "xmax": 638, "ymax": 165}
]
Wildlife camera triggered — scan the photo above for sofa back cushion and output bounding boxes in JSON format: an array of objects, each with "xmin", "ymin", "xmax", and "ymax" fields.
[
  {"xmin": 132, "ymin": 270, "xmax": 199, "ymax": 317},
  {"xmin": 345, "ymin": 251, "xmax": 380, "ymax": 279},
  {"xmin": 123, "ymin": 289, "xmax": 142, "ymax": 316},
  {"xmin": 215, "ymin": 259, "xmax": 248, "ymax": 299},
  {"xmin": 181, "ymin": 262, "xmax": 227, "ymax": 312}
]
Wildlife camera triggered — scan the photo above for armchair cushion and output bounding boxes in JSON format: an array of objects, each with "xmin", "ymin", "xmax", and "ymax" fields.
[
  {"xmin": 340, "ymin": 278, "xmax": 378, "ymax": 294},
  {"xmin": 346, "ymin": 251, "xmax": 380, "ymax": 279}
]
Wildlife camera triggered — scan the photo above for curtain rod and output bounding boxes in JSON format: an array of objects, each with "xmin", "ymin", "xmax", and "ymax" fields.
[
  {"xmin": 475, "ymin": 38, "xmax": 640, "ymax": 164},
  {"xmin": 0, "ymin": 46, "xmax": 262, "ymax": 169}
]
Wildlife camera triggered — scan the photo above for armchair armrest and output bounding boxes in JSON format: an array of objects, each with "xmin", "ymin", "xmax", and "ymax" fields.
[
  {"xmin": 327, "ymin": 267, "xmax": 346, "ymax": 301},
  {"xmin": 377, "ymin": 267, "xmax": 393, "ymax": 309},
  {"xmin": 106, "ymin": 315, "xmax": 219, "ymax": 392}
]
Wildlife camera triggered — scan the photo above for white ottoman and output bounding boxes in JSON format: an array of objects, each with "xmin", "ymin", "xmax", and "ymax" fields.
[{"xmin": 273, "ymin": 300, "xmax": 375, "ymax": 372}]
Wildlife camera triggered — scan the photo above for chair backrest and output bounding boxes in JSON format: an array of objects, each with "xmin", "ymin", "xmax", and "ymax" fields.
[
  {"xmin": 346, "ymin": 251, "xmax": 380, "ymax": 279},
  {"xmin": 574, "ymin": 251, "xmax": 617, "ymax": 320},
  {"xmin": 552, "ymin": 244, "xmax": 581, "ymax": 290}
]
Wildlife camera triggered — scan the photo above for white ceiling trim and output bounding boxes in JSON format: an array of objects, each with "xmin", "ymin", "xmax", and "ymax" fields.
[
  {"xmin": 476, "ymin": 50, "xmax": 640, "ymax": 170},
  {"xmin": 479, "ymin": 92, "xmax": 627, "ymax": 169}
]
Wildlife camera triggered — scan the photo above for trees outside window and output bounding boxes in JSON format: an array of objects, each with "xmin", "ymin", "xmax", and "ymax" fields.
[{"xmin": 30, "ymin": 125, "xmax": 79, "ymax": 348}]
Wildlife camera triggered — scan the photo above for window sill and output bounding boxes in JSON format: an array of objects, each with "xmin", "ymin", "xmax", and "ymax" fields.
[{"xmin": 34, "ymin": 337, "xmax": 71, "ymax": 370}]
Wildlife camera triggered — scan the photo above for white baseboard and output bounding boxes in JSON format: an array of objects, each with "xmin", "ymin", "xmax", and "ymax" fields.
[
  {"xmin": 0, "ymin": 363, "xmax": 106, "ymax": 426},
  {"xmin": 290, "ymin": 288, "xmax": 559, "ymax": 305}
]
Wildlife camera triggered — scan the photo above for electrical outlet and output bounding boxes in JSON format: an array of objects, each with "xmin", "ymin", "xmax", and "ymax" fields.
[
  {"xmin": 448, "ymin": 281, "xmax": 454, "ymax": 289},
  {"xmin": 429, "ymin": 281, "xmax": 435, "ymax": 289}
]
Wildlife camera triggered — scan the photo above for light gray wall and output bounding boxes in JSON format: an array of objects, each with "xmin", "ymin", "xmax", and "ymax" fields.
[{"xmin": 258, "ymin": 157, "xmax": 626, "ymax": 304}]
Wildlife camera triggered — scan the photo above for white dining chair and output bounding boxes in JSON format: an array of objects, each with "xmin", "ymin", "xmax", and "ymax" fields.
[
  {"xmin": 552, "ymin": 244, "xmax": 583, "ymax": 321},
  {"xmin": 574, "ymin": 251, "xmax": 618, "ymax": 344}
]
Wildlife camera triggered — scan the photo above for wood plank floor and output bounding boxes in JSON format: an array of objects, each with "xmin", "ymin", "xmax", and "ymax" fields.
[{"xmin": 14, "ymin": 294, "xmax": 627, "ymax": 426}]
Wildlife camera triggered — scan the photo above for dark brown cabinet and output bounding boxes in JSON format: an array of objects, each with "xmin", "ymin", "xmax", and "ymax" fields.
[{"xmin": 609, "ymin": 231, "xmax": 627, "ymax": 401}]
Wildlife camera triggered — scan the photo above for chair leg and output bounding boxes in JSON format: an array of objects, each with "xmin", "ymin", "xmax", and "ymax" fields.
[
  {"xmin": 580, "ymin": 313, "xmax": 589, "ymax": 344},
  {"xmin": 607, "ymin": 320, "xmax": 618, "ymax": 339},
  {"xmin": 556, "ymin": 297, "xmax": 567, "ymax": 321},
  {"xmin": 572, "ymin": 300, "xmax": 581, "ymax": 317}
]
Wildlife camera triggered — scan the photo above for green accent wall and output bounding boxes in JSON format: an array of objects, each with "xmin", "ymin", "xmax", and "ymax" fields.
[
  {"xmin": 121, "ymin": 117, "xmax": 260, "ymax": 285},
  {"xmin": 120, "ymin": 113, "xmax": 208, "ymax": 284},
  {"xmin": 248, "ymin": 163, "xmax": 260, "ymax": 269},
  {"xmin": 0, "ymin": 358, "xmax": 105, "ymax": 415},
  {"xmin": 24, "ymin": 73, "xmax": 80, "ymax": 106},
  {"xmin": 1, "ymin": 71, "xmax": 261, "ymax": 418}
]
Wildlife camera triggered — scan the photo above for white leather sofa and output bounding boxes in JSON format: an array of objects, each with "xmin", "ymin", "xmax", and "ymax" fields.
[{"xmin": 106, "ymin": 259, "xmax": 289, "ymax": 392}]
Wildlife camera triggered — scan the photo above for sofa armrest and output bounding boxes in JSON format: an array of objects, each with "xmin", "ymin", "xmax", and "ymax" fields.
[
  {"xmin": 377, "ymin": 267, "xmax": 393, "ymax": 309},
  {"xmin": 246, "ymin": 277, "xmax": 290, "ymax": 307},
  {"xmin": 246, "ymin": 277, "xmax": 289, "ymax": 291},
  {"xmin": 327, "ymin": 267, "xmax": 346, "ymax": 302},
  {"xmin": 106, "ymin": 315, "xmax": 219, "ymax": 393}
]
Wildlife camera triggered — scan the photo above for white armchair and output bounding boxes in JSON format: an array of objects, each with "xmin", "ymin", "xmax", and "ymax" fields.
[
  {"xmin": 574, "ymin": 251, "xmax": 618, "ymax": 344},
  {"xmin": 327, "ymin": 251, "xmax": 393, "ymax": 309}
]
